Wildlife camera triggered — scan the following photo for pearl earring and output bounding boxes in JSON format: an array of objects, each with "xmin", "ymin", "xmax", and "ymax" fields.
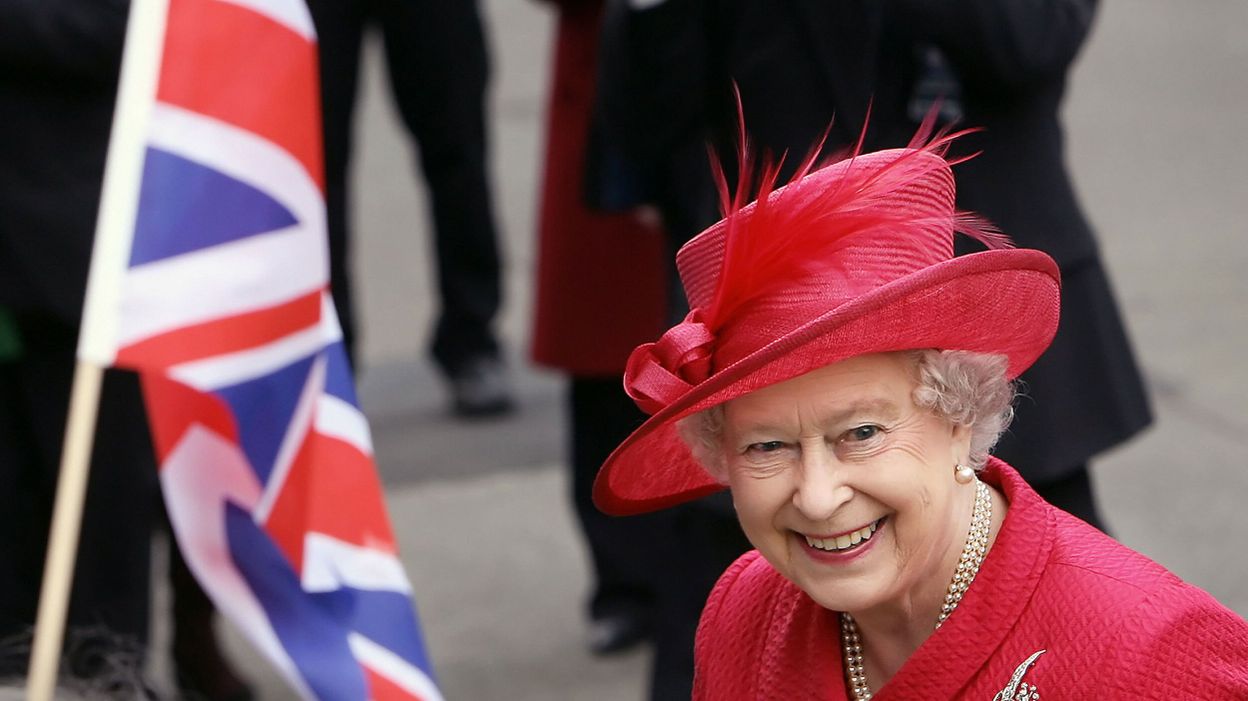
[{"xmin": 954, "ymin": 463, "xmax": 975, "ymax": 485}]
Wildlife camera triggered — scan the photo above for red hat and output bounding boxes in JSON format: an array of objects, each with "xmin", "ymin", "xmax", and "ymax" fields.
[{"xmin": 593, "ymin": 140, "xmax": 1061, "ymax": 516}]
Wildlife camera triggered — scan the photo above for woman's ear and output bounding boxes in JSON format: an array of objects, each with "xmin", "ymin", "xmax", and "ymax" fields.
[{"xmin": 950, "ymin": 421, "xmax": 973, "ymax": 464}]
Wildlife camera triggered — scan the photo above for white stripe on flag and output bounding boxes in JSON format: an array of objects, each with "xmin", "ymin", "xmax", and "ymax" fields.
[
  {"xmin": 315, "ymin": 394, "xmax": 375, "ymax": 456},
  {"xmin": 253, "ymin": 355, "xmax": 326, "ymax": 524},
  {"xmin": 302, "ymin": 533, "xmax": 413, "ymax": 594},
  {"xmin": 148, "ymin": 103, "xmax": 324, "ymax": 233},
  {"xmin": 218, "ymin": 0, "xmax": 316, "ymax": 40},
  {"xmin": 163, "ymin": 424, "xmax": 316, "ymax": 700},
  {"xmin": 167, "ymin": 320, "xmax": 325, "ymax": 391},
  {"xmin": 349, "ymin": 633, "xmax": 446, "ymax": 701},
  {"xmin": 114, "ymin": 103, "xmax": 328, "ymax": 350},
  {"xmin": 165, "ymin": 295, "xmax": 341, "ymax": 390},
  {"xmin": 117, "ymin": 224, "xmax": 324, "ymax": 350}
]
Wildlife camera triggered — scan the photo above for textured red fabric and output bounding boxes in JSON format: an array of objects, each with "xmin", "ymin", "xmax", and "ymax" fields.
[
  {"xmin": 529, "ymin": 4, "xmax": 668, "ymax": 376},
  {"xmin": 694, "ymin": 459, "xmax": 1248, "ymax": 699}
]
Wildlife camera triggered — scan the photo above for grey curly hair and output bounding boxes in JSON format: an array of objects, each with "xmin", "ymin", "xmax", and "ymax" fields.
[{"xmin": 676, "ymin": 350, "xmax": 1016, "ymax": 482}]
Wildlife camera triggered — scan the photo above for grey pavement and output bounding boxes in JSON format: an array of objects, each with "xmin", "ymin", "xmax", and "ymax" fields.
[{"xmin": 150, "ymin": 1, "xmax": 1248, "ymax": 699}]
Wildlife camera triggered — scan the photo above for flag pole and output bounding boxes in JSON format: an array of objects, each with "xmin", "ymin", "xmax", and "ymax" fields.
[
  {"xmin": 26, "ymin": 0, "xmax": 169, "ymax": 696},
  {"xmin": 25, "ymin": 363, "xmax": 104, "ymax": 700}
]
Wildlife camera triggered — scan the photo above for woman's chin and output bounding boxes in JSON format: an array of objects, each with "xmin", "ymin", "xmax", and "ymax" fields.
[
  {"xmin": 801, "ymin": 578, "xmax": 888, "ymax": 614},
  {"xmin": 787, "ymin": 558, "xmax": 895, "ymax": 614}
]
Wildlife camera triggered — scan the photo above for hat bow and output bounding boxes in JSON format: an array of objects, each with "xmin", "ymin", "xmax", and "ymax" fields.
[{"xmin": 624, "ymin": 309, "xmax": 714, "ymax": 414}]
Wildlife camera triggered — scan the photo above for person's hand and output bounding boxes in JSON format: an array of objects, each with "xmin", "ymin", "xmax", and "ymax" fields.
[{"xmin": 633, "ymin": 205, "xmax": 664, "ymax": 230}]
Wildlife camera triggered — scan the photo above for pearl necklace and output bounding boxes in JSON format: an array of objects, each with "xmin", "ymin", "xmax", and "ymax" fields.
[{"xmin": 840, "ymin": 478, "xmax": 992, "ymax": 700}]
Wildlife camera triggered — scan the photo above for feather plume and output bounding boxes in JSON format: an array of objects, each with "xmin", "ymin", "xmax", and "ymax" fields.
[{"xmin": 703, "ymin": 100, "xmax": 1013, "ymax": 330}]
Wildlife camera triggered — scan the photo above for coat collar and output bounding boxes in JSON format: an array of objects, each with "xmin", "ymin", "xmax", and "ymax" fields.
[{"xmin": 832, "ymin": 458, "xmax": 1057, "ymax": 698}]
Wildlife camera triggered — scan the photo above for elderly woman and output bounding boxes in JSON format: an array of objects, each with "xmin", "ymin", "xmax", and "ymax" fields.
[{"xmin": 592, "ymin": 140, "xmax": 1248, "ymax": 698}]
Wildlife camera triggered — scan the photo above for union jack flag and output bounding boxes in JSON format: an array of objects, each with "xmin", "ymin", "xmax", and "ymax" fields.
[{"xmin": 76, "ymin": 0, "xmax": 443, "ymax": 697}]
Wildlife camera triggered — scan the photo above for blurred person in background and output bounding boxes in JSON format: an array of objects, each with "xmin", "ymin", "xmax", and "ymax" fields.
[
  {"xmin": 553, "ymin": 2, "xmax": 759, "ymax": 698},
  {"xmin": 530, "ymin": 0, "xmax": 671, "ymax": 658},
  {"xmin": 535, "ymin": 1, "xmax": 755, "ymax": 697},
  {"xmin": 596, "ymin": 0, "xmax": 1150, "ymax": 534},
  {"xmin": 307, "ymin": 0, "xmax": 515, "ymax": 417},
  {"xmin": 0, "ymin": 2, "xmax": 249, "ymax": 698}
]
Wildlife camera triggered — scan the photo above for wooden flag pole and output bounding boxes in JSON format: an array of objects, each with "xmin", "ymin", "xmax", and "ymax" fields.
[
  {"xmin": 25, "ymin": 362, "xmax": 104, "ymax": 700},
  {"xmin": 25, "ymin": 0, "xmax": 168, "ymax": 696}
]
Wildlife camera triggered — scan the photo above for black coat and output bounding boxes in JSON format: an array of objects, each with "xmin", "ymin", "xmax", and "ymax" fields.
[
  {"xmin": 0, "ymin": 0, "xmax": 157, "ymax": 656},
  {"xmin": 0, "ymin": 0, "xmax": 128, "ymax": 325},
  {"xmin": 596, "ymin": 0, "xmax": 1151, "ymax": 481}
]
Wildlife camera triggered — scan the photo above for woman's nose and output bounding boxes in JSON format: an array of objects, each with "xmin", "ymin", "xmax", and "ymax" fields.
[{"xmin": 791, "ymin": 441, "xmax": 853, "ymax": 521}]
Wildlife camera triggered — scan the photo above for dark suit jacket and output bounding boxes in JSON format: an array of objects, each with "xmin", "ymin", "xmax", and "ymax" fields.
[
  {"xmin": 0, "ymin": 0, "xmax": 129, "ymax": 326},
  {"xmin": 0, "ymin": 0, "xmax": 157, "ymax": 655},
  {"xmin": 595, "ymin": 0, "xmax": 1151, "ymax": 480}
]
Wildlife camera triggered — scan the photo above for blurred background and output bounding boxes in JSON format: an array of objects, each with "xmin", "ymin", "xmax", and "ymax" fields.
[{"xmin": 135, "ymin": 0, "xmax": 1246, "ymax": 698}]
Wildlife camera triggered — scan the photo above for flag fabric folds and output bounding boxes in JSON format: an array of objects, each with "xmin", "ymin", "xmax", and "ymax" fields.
[{"xmin": 76, "ymin": 0, "xmax": 442, "ymax": 697}]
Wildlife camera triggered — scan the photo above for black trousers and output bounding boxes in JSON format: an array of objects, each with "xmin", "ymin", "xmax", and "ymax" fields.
[
  {"xmin": 568, "ymin": 377, "xmax": 751, "ymax": 701},
  {"xmin": 0, "ymin": 314, "xmax": 156, "ymax": 677},
  {"xmin": 569, "ymin": 378, "xmax": 662, "ymax": 623},
  {"xmin": 307, "ymin": 0, "xmax": 503, "ymax": 374}
]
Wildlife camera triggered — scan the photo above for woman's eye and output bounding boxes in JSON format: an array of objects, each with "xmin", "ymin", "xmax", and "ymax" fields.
[
  {"xmin": 844, "ymin": 425, "xmax": 881, "ymax": 442},
  {"xmin": 747, "ymin": 441, "xmax": 786, "ymax": 454}
]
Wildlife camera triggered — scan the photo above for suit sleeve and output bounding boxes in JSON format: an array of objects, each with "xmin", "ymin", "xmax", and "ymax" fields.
[
  {"xmin": 891, "ymin": 0, "xmax": 1097, "ymax": 91},
  {"xmin": 595, "ymin": 0, "xmax": 713, "ymax": 177},
  {"xmin": 1099, "ymin": 583, "xmax": 1248, "ymax": 696},
  {"xmin": 0, "ymin": 0, "xmax": 128, "ymax": 85}
]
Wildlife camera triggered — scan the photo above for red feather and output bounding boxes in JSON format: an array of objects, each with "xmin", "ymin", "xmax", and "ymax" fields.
[{"xmin": 703, "ymin": 102, "xmax": 1012, "ymax": 330}]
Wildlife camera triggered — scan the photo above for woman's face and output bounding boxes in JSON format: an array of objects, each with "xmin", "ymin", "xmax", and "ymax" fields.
[{"xmin": 721, "ymin": 352, "xmax": 972, "ymax": 616}]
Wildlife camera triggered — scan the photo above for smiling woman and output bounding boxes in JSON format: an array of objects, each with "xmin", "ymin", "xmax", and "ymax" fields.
[
  {"xmin": 591, "ymin": 135, "xmax": 1248, "ymax": 698},
  {"xmin": 718, "ymin": 353, "xmax": 989, "ymax": 619}
]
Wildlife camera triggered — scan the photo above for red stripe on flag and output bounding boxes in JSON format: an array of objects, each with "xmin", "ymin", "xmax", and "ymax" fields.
[
  {"xmin": 264, "ymin": 432, "xmax": 397, "ymax": 570},
  {"xmin": 364, "ymin": 666, "xmax": 424, "ymax": 701},
  {"xmin": 142, "ymin": 373, "xmax": 239, "ymax": 463},
  {"xmin": 158, "ymin": 0, "xmax": 324, "ymax": 190},
  {"xmin": 116, "ymin": 290, "xmax": 323, "ymax": 370},
  {"xmin": 305, "ymin": 434, "xmax": 398, "ymax": 550}
]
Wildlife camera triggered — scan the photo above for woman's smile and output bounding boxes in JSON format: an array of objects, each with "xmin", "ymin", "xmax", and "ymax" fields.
[{"xmin": 795, "ymin": 516, "xmax": 887, "ymax": 564}]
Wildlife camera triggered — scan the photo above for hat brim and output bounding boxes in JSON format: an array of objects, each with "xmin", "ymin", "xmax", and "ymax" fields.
[{"xmin": 593, "ymin": 248, "xmax": 1060, "ymax": 516}]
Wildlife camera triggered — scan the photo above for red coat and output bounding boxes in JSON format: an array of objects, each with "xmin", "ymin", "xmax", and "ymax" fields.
[
  {"xmin": 529, "ymin": 2, "xmax": 667, "ymax": 376},
  {"xmin": 694, "ymin": 459, "xmax": 1248, "ymax": 699}
]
